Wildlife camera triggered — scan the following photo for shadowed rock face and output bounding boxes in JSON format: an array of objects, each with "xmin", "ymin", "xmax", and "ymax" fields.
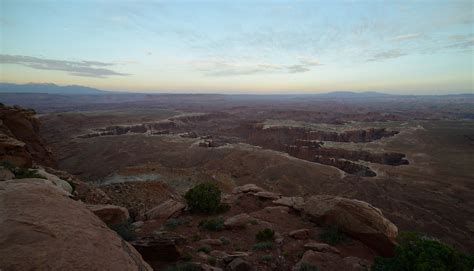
[
  {"xmin": 241, "ymin": 125, "xmax": 399, "ymax": 148},
  {"xmin": 0, "ymin": 105, "xmax": 55, "ymax": 167}
]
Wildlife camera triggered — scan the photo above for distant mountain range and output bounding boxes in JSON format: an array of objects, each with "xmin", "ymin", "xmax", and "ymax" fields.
[
  {"xmin": 0, "ymin": 83, "xmax": 110, "ymax": 94},
  {"xmin": 0, "ymin": 82, "xmax": 472, "ymax": 97}
]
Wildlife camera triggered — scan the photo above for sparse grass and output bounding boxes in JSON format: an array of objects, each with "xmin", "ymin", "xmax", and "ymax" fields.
[
  {"xmin": 256, "ymin": 228, "xmax": 275, "ymax": 242},
  {"xmin": 197, "ymin": 246, "xmax": 211, "ymax": 254},
  {"xmin": 319, "ymin": 227, "xmax": 346, "ymax": 245},
  {"xmin": 164, "ymin": 262, "xmax": 201, "ymax": 271},
  {"xmin": 164, "ymin": 217, "xmax": 191, "ymax": 230},
  {"xmin": 199, "ymin": 217, "xmax": 224, "ymax": 231},
  {"xmin": 261, "ymin": 255, "xmax": 273, "ymax": 262},
  {"xmin": 108, "ymin": 220, "xmax": 136, "ymax": 241},
  {"xmin": 252, "ymin": 241, "xmax": 274, "ymax": 251},
  {"xmin": 299, "ymin": 262, "xmax": 320, "ymax": 271}
]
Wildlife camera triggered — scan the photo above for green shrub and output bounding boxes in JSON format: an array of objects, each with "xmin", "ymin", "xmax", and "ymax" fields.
[
  {"xmin": 199, "ymin": 217, "xmax": 224, "ymax": 231},
  {"xmin": 256, "ymin": 228, "xmax": 275, "ymax": 242},
  {"xmin": 197, "ymin": 246, "xmax": 211, "ymax": 254},
  {"xmin": 108, "ymin": 220, "xmax": 136, "ymax": 241},
  {"xmin": 261, "ymin": 254, "xmax": 273, "ymax": 262},
  {"xmin": 250, "ymin": 219, "xmax": 259, "ymax": 225},
  {"xmin": 372, "ymin": 232, "xmax": 474, "ymax": 271},
  {"xmin": 319, "ymin": 227, "xmax": 346, "ymax": 245},
  {"xmin": 252, "ymin": 241, "xmax": 274, "ymax": 251},
  {"xmin": 164, "ymin": 262, "xmax": 201, "ymax": 271},
  {"xmin": 299, "ymin": 262, "xmax": 320, "ymax": 271},
  {"xmin": 185, "ymin": 182, "xmax": 222, "ymax": 214}
]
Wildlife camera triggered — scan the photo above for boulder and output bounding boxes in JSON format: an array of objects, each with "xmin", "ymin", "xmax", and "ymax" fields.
[
  {"xmin": 227, "ymin": 258, "xmax": 252, "ymax": 271},
  {"xmin": 263, "ymin": 206, "xmax": 290, "ymax": 213},
  {"xmin": 224, "ymin": 213, "xmax": 252, "ymax": 228},
  {"xmin": 145, "ymin": 199, "xmax": 185, "ymax": 220},
  {"xmin": 232, "ymin": 184, "xmax": 264, "ymax": 194},
  {"xmin": 272, "ymin": 196, "xmax": 305, "ymax": 211},
  {"xmin": 86, "ymin": 204, "xmax": 130, "ymax": 225},
  {"xmin": 289, "ymin": 229, "xmax": 310, "ymax": 240},
  {"xmin": 304, "ymin": 242, "xmax": 340, "ymax": 254},
  {"xmin": 303, "ymin": 195, "xmax": 398, "ymax": 256},
  {"xmin": 0, "ymin": 179, "xmax": 151, "ymax": 271},
  {"xmin": 253, "ymin": 191, "xmax": 281, "ymax": 200}
]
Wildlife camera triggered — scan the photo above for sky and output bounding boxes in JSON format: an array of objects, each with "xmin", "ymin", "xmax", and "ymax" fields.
[{"xmin": 0, "ymin": 0, "xmax": 473, "ymax": 94}]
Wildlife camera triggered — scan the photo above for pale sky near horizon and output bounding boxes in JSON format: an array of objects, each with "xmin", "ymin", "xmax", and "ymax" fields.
[{"xmin": 0, "ymin": 0, "xmax": 473, "ymax": 94}]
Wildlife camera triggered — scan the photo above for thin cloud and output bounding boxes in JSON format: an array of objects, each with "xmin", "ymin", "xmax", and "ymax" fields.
[
  {"xmin": 390, "ymin": 33, "xmax": 422, "ymax": 42},
  {"xmin": 192, "ymin": 57, "xmax": 322, "ymax": 77},
  {"xmin": 0, "ymin": 54, "xmax": 130, "ymax": 78},
  {"xmin": 368, "ymin": 49, "xmax": 406, "ymax": 61}
]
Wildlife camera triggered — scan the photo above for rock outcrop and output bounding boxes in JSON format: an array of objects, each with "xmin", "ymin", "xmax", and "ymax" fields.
[
  {"xmin": 0, "ymin": 179, "xmax": 151, "ymax": 271},
  {"xmin": 303, "ymin": 195, "xmax": 398, "ymax": 256},
  {"xmin": 144, "ymin": 199, "xmax": 185, "ymax": 221},
  {"xmin": 86, "ymin": 204, "xmax": 130, "ymax": 225},
  {"xmin": 0, "ymin": 105, "xmax": 55, "ymax": 167}
]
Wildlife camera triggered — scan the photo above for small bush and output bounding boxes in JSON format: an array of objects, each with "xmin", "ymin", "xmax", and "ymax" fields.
[
  {"xmin": 256, "ymin": 228, "xmax": 275, "ymax": 242},
  {"xmin": 191, "ymin": 235, "xmax": 201, "ymax": 242},
  {"xmin": 108, "ymin": 220, "xmax": 136, "ymax": 241},
  {"xmin": 372, "ymin": 231, "xmax": 474, "ymax": 271},
  {"xmin": 250, "ymin": 219, "xmax": 259, "ymax": 225},
  {"xmin": 207, "ymin": 256, "xmax": 217, "ymax": 266},
  {"xmin": 185, "ymin": 183, "xmax": 222, "ymax": 214},
  {"xmin": 197, "ymin": 246, "xmax": 211, "ymax": 254},
  {"xmin": 299, "ymin": 262, "xmax": 320, "ymax": 271},
  {"xmin": 219, "ymin": 236, "xmax": 230, "ymax": 245},
  {"xmin": 319, "ymin": 227, "xmax": 346, "ymax": 245},
  {"xmin": 261, "ymin": 255, "xmax": 273, "ymax": 262},
  {"xmin": 252, "ymin": 241, "xmax": 274, "ymax": 251},
  {"xmin": 164, "ymin": 262, "xmax": 201, "ymax": 271},
  {"xmin": 199, "ymin": 217, "xmax": 224, "ymax": 231},
  {"xmin": 1, "ymin": 162, "xmax": 46, "ymax": 179}
]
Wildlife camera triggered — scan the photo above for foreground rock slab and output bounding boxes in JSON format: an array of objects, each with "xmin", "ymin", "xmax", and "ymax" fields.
[
  {"xmin": 303, "ymin": 195, "xmax": 398, "ymax": 256},
  {"xmin": 0, "ymin": 179, "xmax": 151, "ymax": 271}
]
